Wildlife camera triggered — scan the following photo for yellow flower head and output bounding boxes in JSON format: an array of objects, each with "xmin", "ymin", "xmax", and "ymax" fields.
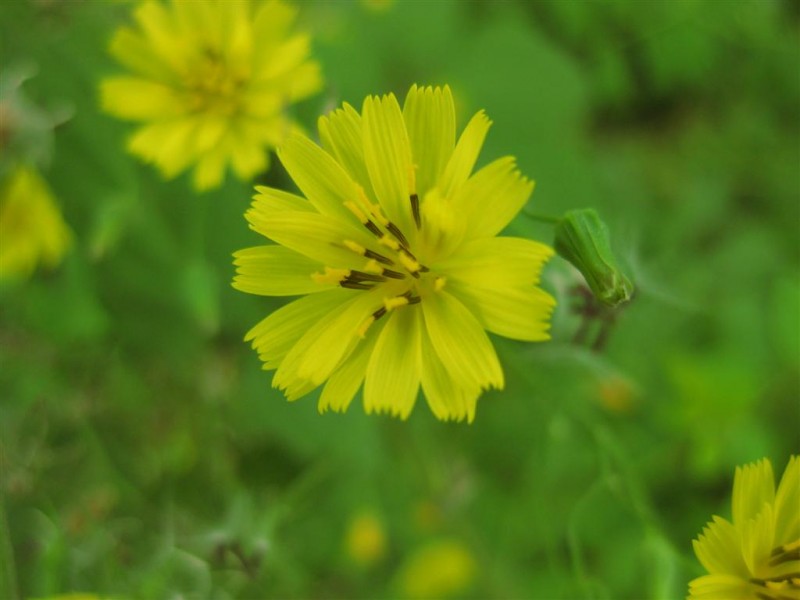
[
  {"xmin": 344, "ymin": 510, "xmax": 387, "ymax": 566},
  {"xmin": 233, "ymin": 85, "xmax": 555, "ymax": 422},
  {"xmin": 0, "ymin": 165, "xmax": 72, "ymax": 281},
  {"xmin": 395, "ymin": 539, "xmax": 477, "ymax": 599},
  {"xmin": 689, "ymin": 456, "xmax": 800, "ymax": 600},
  {"xmin": 100, "ymin": 0, "xmax": 322, "ymax": 191}
]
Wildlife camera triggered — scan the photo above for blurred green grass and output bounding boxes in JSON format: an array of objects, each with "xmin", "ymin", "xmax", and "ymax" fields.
[{"xmin": 1, "ymin": 0, "xmax": 798, "ymax": 598}]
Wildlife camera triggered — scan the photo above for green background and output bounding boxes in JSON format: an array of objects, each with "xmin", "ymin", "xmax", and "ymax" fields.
[{"xmin": 1, "ymin": 0, "xmax": 798, "ymax": 598}]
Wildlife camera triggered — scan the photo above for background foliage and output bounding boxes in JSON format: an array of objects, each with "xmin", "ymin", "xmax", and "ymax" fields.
[{"xmin": 1, "ymin": 1, "xmax": 798, "ymax": 598}]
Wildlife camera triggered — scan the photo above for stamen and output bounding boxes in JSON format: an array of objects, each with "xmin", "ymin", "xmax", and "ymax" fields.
[
  {"xmin": 345, "ymin": 198, "xmax": 384, "ymax": 239},
  {"xmin": 363, "ymin": 259, "xmax": 384, "ymax": 274},
  {"xmin": 770, "ymin": 541, "xmax": 800, "ymax": 566},
  {"xmin": 312, "ymin": 267, "xmax": 350, "ymax": 285},
  {"xmin": 365, "ymin": 248, "xmax": 394, "ymax": 265}
]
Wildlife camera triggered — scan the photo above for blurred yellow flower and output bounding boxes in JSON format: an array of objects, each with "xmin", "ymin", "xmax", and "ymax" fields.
[
  {"xmin": 0, "ymin": 164, "xmax": 72, "ymax": 281},
  {"xmin": 345, "ymin": 510, "xmax": 387, "ymax": 566},
  {"xmin": 689, "ymin": 456, "xmax": 800, "ymax": 600},
  {"xmin": 100, "ymin": 0, "xmax": 322, "ymax": 191},
  {"xmin": 234, "ymin": 84, "xmax": 555, "ymax": 422},
  {"xmin": 395, "ymin": 539, "xmax": 476, "ymax": 599}
]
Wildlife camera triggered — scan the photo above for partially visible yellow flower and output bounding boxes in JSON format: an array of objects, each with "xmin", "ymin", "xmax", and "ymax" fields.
[
  {"xmin": 101, "ymin": 0, "xmax": 322, "ymax": 191},
  {"xmin": 344, "ymin": 510, "xmax": 387, "ymax": 566},
  {"xmin": 0, "ymin": 165, "xmax": 72, "ymax": 280},
  {"xmin": 689, "ymin": 456, "xmax": 800, "ymax": 600},
  {"xmin": 233, "ymin": 84, "xmax": 555, "ymax": 422},
  {"xmin": 395, "ymin": 539, "xmax": 477, "ymax": 599}
]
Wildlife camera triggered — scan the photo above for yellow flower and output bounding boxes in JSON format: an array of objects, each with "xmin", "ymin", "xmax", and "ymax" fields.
[
  {"xmin": 100, "ymin": 0, "xmax": 322, "ymax": 191},
  {"xmin": 344, "ymin": 510, "xmax": 387, "ymax": 566},
  {"xmin": 395, "ymin": 539, "xmax": 477, "ymax": 599},
  {"xmin": 233, "ymin": 85, "xmax": 555, "ymax": 422},
  {"xmin": 0, "ymin": 165, "xmax": 72, "ymax": 281},
  {"xmin": 689, "ymin": 456, "xmax": 800, "ymax": 600}
]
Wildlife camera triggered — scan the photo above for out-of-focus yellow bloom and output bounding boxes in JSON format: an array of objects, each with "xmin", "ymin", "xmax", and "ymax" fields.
[
  {"xmin": 689, "ymin": 456, "xmax": 800, "ymax": 600},
  {"xmin": 101, "ymin": 0, "xmax": 323, "ymax": 191},
  {"xmin": 396, "ymin": 539, "xmax": 477, "ymax": 599},
  {"xmin": 233, "ymin": 84, "xmax": 555, "ymax": 422},
  {"xmin": 0, "ymin": 165, "xmax": 72, "ymax": 281},
  {"xmin": 597, "ymin": 374, "xmax": 637, "ymax": 413},
  {"xmin": 345, "ymin": 510, "xmax": 387, "ymax": 566}
]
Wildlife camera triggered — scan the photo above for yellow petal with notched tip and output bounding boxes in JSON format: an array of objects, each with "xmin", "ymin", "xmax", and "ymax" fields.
[{"xmin": 364, "ymin": 307, "xmax": 421, "ymax": 419}]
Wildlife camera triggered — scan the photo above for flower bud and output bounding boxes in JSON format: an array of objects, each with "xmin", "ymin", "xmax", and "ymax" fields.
[{"xmin": 554, "ymin": 209, "xmax": 633, "ymax": 307}]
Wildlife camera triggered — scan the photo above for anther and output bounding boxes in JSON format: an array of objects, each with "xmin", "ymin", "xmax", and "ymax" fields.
[
  {"xmin": 385, "ymin": 222, "xmax": 410, "ymax": 248},
  {"xmin": 408, "ymin": 165, "xmax": 420, "ymax": 229},
  {"xmin": 382, "ymin": 268, "xmax": 406, "ymax": 280},
  {"xmin": 346, "ymin": 270, "xmax": 386, "ymax": 284},
  {"xmin": 400, "ymin": 291, "xmax": 421, "ymax": 305},
  {"xmin": 341, "ymin": 280, "xmax": 373, "ymax": 290}
]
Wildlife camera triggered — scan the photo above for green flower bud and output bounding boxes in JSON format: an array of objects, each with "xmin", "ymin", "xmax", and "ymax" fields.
[{"xmin": 554, "ymin": 208, "xmax": 633, "ymax": 307}]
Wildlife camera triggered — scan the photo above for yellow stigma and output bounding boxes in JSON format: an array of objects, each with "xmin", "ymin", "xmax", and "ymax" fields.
[
  {"xmin": 383, "ymin": 295, "xmax": 410, "ymax": 311},
  {"xmin": 363, "ymin": 259, "xmax": 384, "ymax": 274},
  {"xmin": 378, "ymin": 235, "xmax": 400, "ymax": 251},
  {"xmin": 344, "ymin": 200, "xmax": 368, "ymax": 223},
  {"xmin": 398, "ymin": 250, "xmax": 421, "ymax": 274},
  {"xmin": 343, "ymin": 239, "xmax": 367, "ymax": 255},
  {"xmin": 312, "ymin": 267, "xmax": 350, "ymax": 285},
  {"xmin": 357, "ymin": 316, "xmax": 375, "ymax": 338},
  {"xmin": 434, "ymin": 276, "xmax": 447, "ymax": 291}
]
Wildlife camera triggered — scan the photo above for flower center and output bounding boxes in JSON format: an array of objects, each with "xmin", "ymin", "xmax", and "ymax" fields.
[
  {"xmin": 313, "ymin": 183, "xmax": 445, "ymax": 337},
  {"xmin": 184, "ymin": 46, "xmax": 248, "ymax": 116}
]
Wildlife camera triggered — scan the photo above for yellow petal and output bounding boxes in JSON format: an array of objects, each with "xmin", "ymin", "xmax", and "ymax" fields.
[
  {"xmin": 275, "ymin": 288, "xmax": 384, "ymax": 390},
  {"xmin": 453, "ymin": 156, "xmax": 534, "ymax": 239},
  {"xmin": 437, "ymin": 237, "xmax": 554, "ymax": 288},
  {"xmin": 108, "ymin": 27, "xmax": 175, "ymax": 82},
  {"xmin": 362, "ymin": 93, "xmax": 415, "ymax": 235},
  {"xmin": 403, "ymin": 85, "xmax": 455, "ymax": 198},
  {"xmin": 246, "ymin": 289, "xmax": 348, "ymax": 370},
  {"xmin": 687, "ymin": 574, "xmax": 752, "ymax": 600},
  {"xmin": 100, "ymin": 77, "xmax": 181, "ymax": 121},
  {"xmin": 277, "ymin": 134, "xmax": 364, "ymax": 224},
  {"xmin": 252, "ymin": 185, "xmax": 314, "ymax": 213},
  {"xmin": 364, "ymin": 308, "xmax": 421, "ymax": 419},
  {"xmin": 192, "ymin": 148, "xmax": 227, "ymax": 191},
  {"xmin": 246, "ymin": 210, "xmax": 381, "ymax": 269},
  {"xmin": 233, "ymin": 245, "xmax": 324, "ymax": 296},
  {"xmin": 449, "ymin": 281, "xmax": 554, "ymax": 342},
  {"xmin": 127, "ymin": 119, "xmax": 197, "ymax": 177},
  {"xmin": 732, "ymin": 458, "xmax": 775, "ymax": 528},
  {"xmin": 437, "ymin": 110, "xmax": 491, "ymax": 198},
  {"xmin": 774, "ymin": 455, "xmax": 800, "ymax": 545},
  {"xmin": 131, "ymin": 1, "xmax": 189, "ymax": 73},
  {"xmin": 741, "ymin": 503, "xmax": 774, "ymax": 575},
  {"xmin": 230, "ymin": 139, "xmax": 267, "ymax": 180},
  {"xmin": 419, "ymin": 333, "xmax": 479, "ymax": 423},
  {"xmin": 692, "ymin": 516, "xmax": 749, "ymax": 577},
  {"xmin": 318, "ymin": 328, "xmax": 380, "ymax": 414},
  {"xmin": 421, "ymin": 291, "xmax": 503, "ymax": 392},
  {"xmin": 318, "ymin": 103, "xmax": 374, "ymax": 197}
]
